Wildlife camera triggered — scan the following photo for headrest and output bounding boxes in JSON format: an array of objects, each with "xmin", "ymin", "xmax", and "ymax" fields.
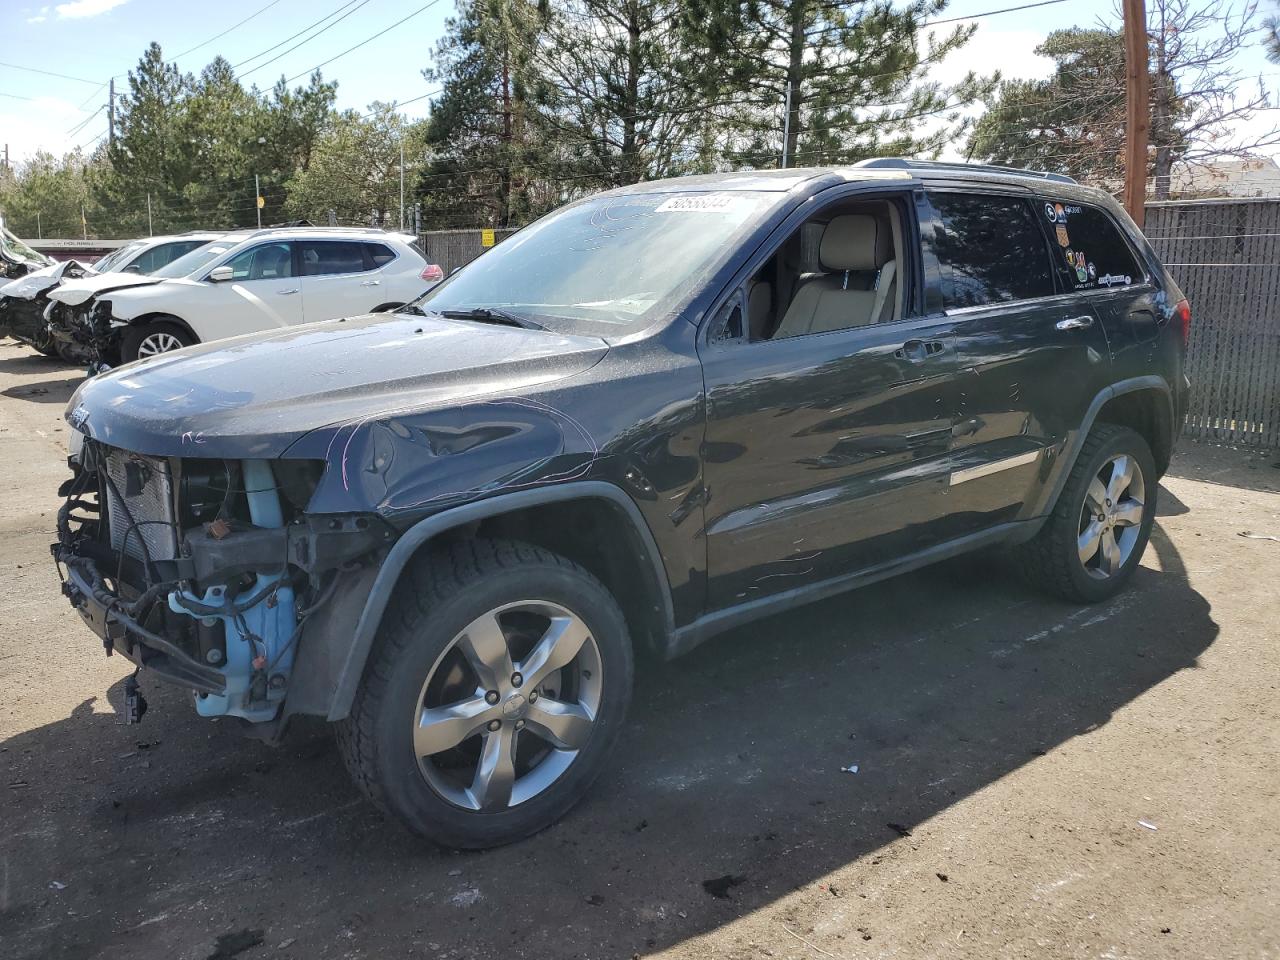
[{"xmin": 820, "ymin": 214, "xmax": 886, "ymax": 272}]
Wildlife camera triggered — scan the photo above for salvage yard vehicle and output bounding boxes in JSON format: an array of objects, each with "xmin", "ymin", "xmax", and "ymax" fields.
[
  {"xmin": 5, "ymin": 233, "xmax": 222, "ymax": 360},
  {"xmin": 0, "ymin": 219, "xmax": 53, "ymax": 280},
  {"xmin": 53, "ymin": 160, "xmax": 1190, "ymax": 848},
  {"xmin": 49, "ymin": 226, "xmax": 441, "ymax": 365}
]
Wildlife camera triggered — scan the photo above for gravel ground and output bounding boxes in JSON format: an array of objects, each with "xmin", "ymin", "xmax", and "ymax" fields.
[{"xmin": 1, "ymin": 338, "xmax": 1277, "ymax": 960}]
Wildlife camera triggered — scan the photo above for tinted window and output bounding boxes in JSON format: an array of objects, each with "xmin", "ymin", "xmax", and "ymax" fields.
[
  {"xmin": 225, "ymin": 242, "xmax": 294, "ymax": 281},
  {"xmin": 1040, "ymin": 200, "xmax": 1142, "ymax": 291},
  {"xmin": 366, "ymin": 243, "xmax": 396, "ymax": 267},
  {"xmin": 929, "ymin": 192, "xmax": 1055, "ymax": 309},
  {"xmin": 130, "ymin": 241, "xmax": 204, "ymax": 274},
  {"xmin": 299, "ymin": 240, "xmax": 367, "ymax": 276}
]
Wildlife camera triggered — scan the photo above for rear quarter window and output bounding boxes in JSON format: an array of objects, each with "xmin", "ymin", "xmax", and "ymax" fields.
[
  {"xmin": 1039, "ymin": 201, "xmax": 1144, "ymax": 291},
  {"xmin": 365, "ymin": 243, "xmax": 397, "ymax": 267}
]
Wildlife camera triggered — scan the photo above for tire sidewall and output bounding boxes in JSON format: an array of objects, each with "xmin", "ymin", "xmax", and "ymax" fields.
[
  {"xmin": 1064, "ymin": 428, "xmax": 1158, "ymax": 601},
  {"xmin": 370, "ymin": 560, "xmax": 633, "ymax": 848}
]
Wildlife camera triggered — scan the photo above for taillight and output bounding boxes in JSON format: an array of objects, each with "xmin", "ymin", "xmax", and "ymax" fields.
[
  {"xmin": 420, "ymin": 263, "xmax": 444, "ymax": 283},
  {"xmin": 1173, "ymin": 298, "xmax": 1191, "ymax": 348}
]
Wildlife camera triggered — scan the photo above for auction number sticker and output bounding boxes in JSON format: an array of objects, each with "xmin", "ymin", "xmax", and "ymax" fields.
[{"xmin": 656, "ymin": 194, "xmax": 743, "ymax": 213}]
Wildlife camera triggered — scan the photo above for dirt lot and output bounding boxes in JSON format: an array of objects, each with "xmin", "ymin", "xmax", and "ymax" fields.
[{"xmin": 1, "ymin": 337, "xmax": 1277, "ymax": 960}]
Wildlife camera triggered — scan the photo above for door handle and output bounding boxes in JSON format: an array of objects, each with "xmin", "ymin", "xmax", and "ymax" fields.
[
  {"xmin": 361, "ymin": 279, "xmax": 381, "ymax": 287},
  {"xmin": 277, "ymin": 288, "xmax": 299, "ymax": 295},
  {"xmin": 1056, "ymin": 315, "xmax": 1094, "ymax": 331},
  {"xmin": 895, "ymin": 338, "xmax": 947, "ymax": 362}
]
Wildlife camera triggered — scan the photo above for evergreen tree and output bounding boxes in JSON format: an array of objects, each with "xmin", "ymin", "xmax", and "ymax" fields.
[
  {"xmin": 417, "ymin": 0, "xmax": 549, "ymax": 228},
  {"xmin": 690, "ymin": 0, "xmax": 992, "ymax": 167}
]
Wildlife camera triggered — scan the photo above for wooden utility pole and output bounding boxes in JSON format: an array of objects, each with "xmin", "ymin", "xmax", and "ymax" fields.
[{"xmin": 1122, "ymin": 0, "xmax": 1149, "ymax": 229}]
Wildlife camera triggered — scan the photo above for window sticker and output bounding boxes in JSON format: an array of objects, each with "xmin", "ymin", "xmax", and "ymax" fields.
[
  {"xmin": 655, "ymin": 194, "xmax": 744, "ymax": 214},
  {"xmin": 1098, "ymin": 273, "xmax": 1132, "ymax": 287}
]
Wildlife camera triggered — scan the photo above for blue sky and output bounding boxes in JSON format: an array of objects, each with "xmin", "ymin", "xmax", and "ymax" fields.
[{"xmin": 2, "ymin": 0, "xmax": 1277, "ymax": 164}]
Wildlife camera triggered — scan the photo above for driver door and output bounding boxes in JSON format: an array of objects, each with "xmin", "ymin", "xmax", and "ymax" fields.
[{"xmin": 200, "ymin": 241, "xmax": 304, "ymax": 337}]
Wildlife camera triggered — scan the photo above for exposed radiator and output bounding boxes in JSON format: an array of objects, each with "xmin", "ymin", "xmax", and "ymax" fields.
[{"xmin": 103, "ymin": 450, "xmax": 179, "ymax": 563}]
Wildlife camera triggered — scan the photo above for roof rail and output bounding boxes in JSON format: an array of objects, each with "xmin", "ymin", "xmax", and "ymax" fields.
[
  {"xmin": 855, "ymin": 157, "xmax": 1078, "ymax": 185},
  {"xmin": 235, "ymin": 225, "xmax": 400, "ymax": 242}
]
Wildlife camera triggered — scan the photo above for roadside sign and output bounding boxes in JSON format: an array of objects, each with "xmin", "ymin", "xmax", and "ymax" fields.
[
  {"xmin": 481, "ymin": 228, "xmax": 496, "ymax": 248},
  {"xmin": 256, "ymin": 196, "xmax": 265, "ymax": 209}
]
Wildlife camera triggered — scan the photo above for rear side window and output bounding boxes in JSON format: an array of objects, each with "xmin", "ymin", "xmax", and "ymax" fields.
[
  {"xmin": 365, "ymin": 243, "xmax": 396, "ymax": 267},
  {"xmin": 299, "ymin": 240, "xmax": 368, "ymax": 276},
  {"xmin": 1040, "ymin": 200, "xmax": 1143, "ymax": 291},
  {"xmin": 928, "ymin": 192, "xmax": 1056, "ymax": 309},
  {"xmin": 130, "ymin": 241, "xmax": 204, "ymax": 274}
]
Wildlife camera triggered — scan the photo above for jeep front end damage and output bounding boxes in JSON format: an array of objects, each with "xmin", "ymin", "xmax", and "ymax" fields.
[{"xmin": 53, "ymin": 438, "xmax": 392, "ymax": 728}]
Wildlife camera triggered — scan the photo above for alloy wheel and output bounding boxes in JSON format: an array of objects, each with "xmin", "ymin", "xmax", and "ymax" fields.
[
  {"xmin": 412, "ymin": 600, "xmax": 603, "ymax": 812},
  {"xmin": 136, "ymin": 331, "xmax": 185, "ymax": 357},
  {"xmin": 1077, "ymin": 453, "xmax": 1146, "ymax": 579}
]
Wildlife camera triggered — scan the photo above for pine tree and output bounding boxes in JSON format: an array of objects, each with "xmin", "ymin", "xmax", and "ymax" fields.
[{"xmin": 689, "ymin": 0, "xmax": 991, "ymax": 168}]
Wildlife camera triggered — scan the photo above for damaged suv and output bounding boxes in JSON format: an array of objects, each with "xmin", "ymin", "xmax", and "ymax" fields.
[{"xmin": 55, "ymin": 160, "xmax": 1190, "ymax": 848}]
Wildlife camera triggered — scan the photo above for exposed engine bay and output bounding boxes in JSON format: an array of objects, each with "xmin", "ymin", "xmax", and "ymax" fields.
[{"xmin": 53, "ymin": 438, "xmax": 392, "ymax": 731}]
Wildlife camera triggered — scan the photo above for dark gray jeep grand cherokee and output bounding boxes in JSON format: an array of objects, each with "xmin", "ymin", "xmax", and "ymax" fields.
[{"xmin": 54, "ymin": 160, "xmax": 1190, "ymax": 848}]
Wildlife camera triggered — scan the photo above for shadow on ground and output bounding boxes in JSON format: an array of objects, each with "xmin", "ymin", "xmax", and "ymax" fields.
[{"xmin": 0, "ymin": 517, "xmax": 1216, "ymax": 960}]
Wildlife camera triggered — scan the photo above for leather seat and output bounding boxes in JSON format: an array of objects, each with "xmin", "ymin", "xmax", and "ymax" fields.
[{"xmin": 773, "ymin": 214, "xmax": 896, "ymax": 338}]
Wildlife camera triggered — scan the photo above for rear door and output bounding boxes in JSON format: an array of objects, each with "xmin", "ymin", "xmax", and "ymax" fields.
[
  {"xmin": 298, "ymin": 240, "xmax": 387, "ymax": 321},
  {"xmin": 1036, "ymin": 198, "xmax": 1158, "ymax": 386},
  {"xmin": 923, "ymin": 189, "xmax": 1113, "ymax": 534}
]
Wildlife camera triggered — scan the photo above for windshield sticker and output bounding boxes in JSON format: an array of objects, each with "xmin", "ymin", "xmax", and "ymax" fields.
[{"xmin": 655, "ymin": 194, "xmax": 744, "ymax": 214}]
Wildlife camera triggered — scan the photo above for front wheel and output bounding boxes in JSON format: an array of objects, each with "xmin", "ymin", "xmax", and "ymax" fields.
[
  {"xmin": 120, "ymin": 319, "xmax": 195, "ymax": 363},
  {"xmin": 336, "ymin": 539, "xmax": 633, "ymax": 849},
  {"xmin": 1017, "ymin": 424, "xmax": 1157, "ymax": 603}
]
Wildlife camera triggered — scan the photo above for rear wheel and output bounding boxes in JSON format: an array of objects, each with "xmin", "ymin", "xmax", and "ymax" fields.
[
  {"xmin": 1017, "ymin": 424, "xmax": 1157, "ymax": 602},
  {"xmin": 121, "ymin": 319, "xmax": 195, "ymax": 363},
  {"xmin": 336, "ymin": 539, "xmax": 633, "ymax": 849}
]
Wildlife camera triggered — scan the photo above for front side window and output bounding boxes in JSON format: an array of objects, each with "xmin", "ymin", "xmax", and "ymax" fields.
[
  {"xmin": 299, "ymin": 240, "xmax": 368, "ymax": 277},
  {"xmin": 929, "ymin": 192, "xmax": 1056, "ymax": 309},
  {"xmin": 1039, "ymin": 200, "xmax": 1143, "ymax": 291},
  {"xmin": 416, "ymin": 190, "xmax": 780, "ymax": 333},
  {"xmin": 225, "ymin": 242, "xmax": 294, "ymax": 281}
]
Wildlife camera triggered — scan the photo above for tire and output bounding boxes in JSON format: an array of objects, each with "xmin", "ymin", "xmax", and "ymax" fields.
[
  {"xmin": 120, "ymin": 319, "xmax": 195, "ymax": 363},
  {"xmin": 1016, "ymin": 424, "xmax": 1157, "ymax": 603},
  {"xmin": 31, "ymin": 326, "xmax": 60, "ymax": 357},
  {"xmin": 336, "ymin": 538, "xmax": 634, "ymax": 849}
]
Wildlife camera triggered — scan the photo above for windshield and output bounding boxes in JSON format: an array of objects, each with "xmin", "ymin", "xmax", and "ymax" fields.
[
  {"xmin": 94, "ymin": 241, "xmax": 145, "ymax": 273},
  {"xmin": 1, "ymin": 225, "xmax": 51, "ymax": 266},
  {"xmin": 415, "ymin": 190, "xmax": 779, "ymax": 332},
  {"xmin": 152, "ymin": 242, "xmax": 235, "ymax": 279}
]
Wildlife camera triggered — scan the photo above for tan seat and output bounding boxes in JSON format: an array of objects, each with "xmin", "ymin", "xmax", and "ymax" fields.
[{"xmin": 773, "ymin": 214, "xmax": 896, "ymax": 338}]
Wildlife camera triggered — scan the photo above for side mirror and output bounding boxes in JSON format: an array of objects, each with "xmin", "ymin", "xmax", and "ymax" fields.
[
  {"xmin": 208, "ymin": 265, "xmax": 234, "ymax": 282},
  {"xmin": 123, "ymin": 263, "xmax": 142, "ymax": 273}
]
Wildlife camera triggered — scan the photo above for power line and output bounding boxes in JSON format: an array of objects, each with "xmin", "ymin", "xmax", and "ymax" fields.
[
  {"xmin": 284, "ymin": 0, "xmax": 445, "ymax": 84},
  {"xmin": 173, "ymin": 0, "xmax": 289, "ymax": 60},
  {"xmin": 925, "ymin": 0, "xmax": 1070, "ymax": 27},
  {"xmin": 0, "ymin": 60, "xmax": 101, "ymax": 85},
  {"xmin": 237, "ymin": 0, "xmax": 374, "ymax": 79}
]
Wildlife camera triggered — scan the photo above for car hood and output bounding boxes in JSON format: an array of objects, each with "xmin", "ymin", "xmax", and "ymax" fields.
[
  {"xmin": 49, "ymin": 271, "xmax": 163, "ymax": 305},
  {"xmin": 0, "ymin": 259, "xmax": 96, "ymax": 300},
  {"xmin": 66, "ymin": 312, "xmax": 610, "ymax": 459}
]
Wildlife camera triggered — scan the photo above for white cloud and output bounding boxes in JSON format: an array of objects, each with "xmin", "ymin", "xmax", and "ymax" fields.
[
  {"xmin": 55, "ymin": 0, "xmax": 128, "ymax": 19},
  {"xmin": 26, "ymin": 14, "xmax": 47, "ymax": 21}
]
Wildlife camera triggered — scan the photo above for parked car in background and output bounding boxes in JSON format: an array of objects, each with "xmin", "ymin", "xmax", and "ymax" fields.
[
  {"xmin": 49, "ymin": 227, "xmax": 441, "ymax": 365},
  {"xmin": 53, "ymin": 160, "xmax": 1189, "ymax": 848},
  {"xmin": 4, "ymin": 233, "xmax": 223, "ymax": 359},
  {"xmin": 0, "ymin": 220, "xmax": 53, "ymax": 281}
]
